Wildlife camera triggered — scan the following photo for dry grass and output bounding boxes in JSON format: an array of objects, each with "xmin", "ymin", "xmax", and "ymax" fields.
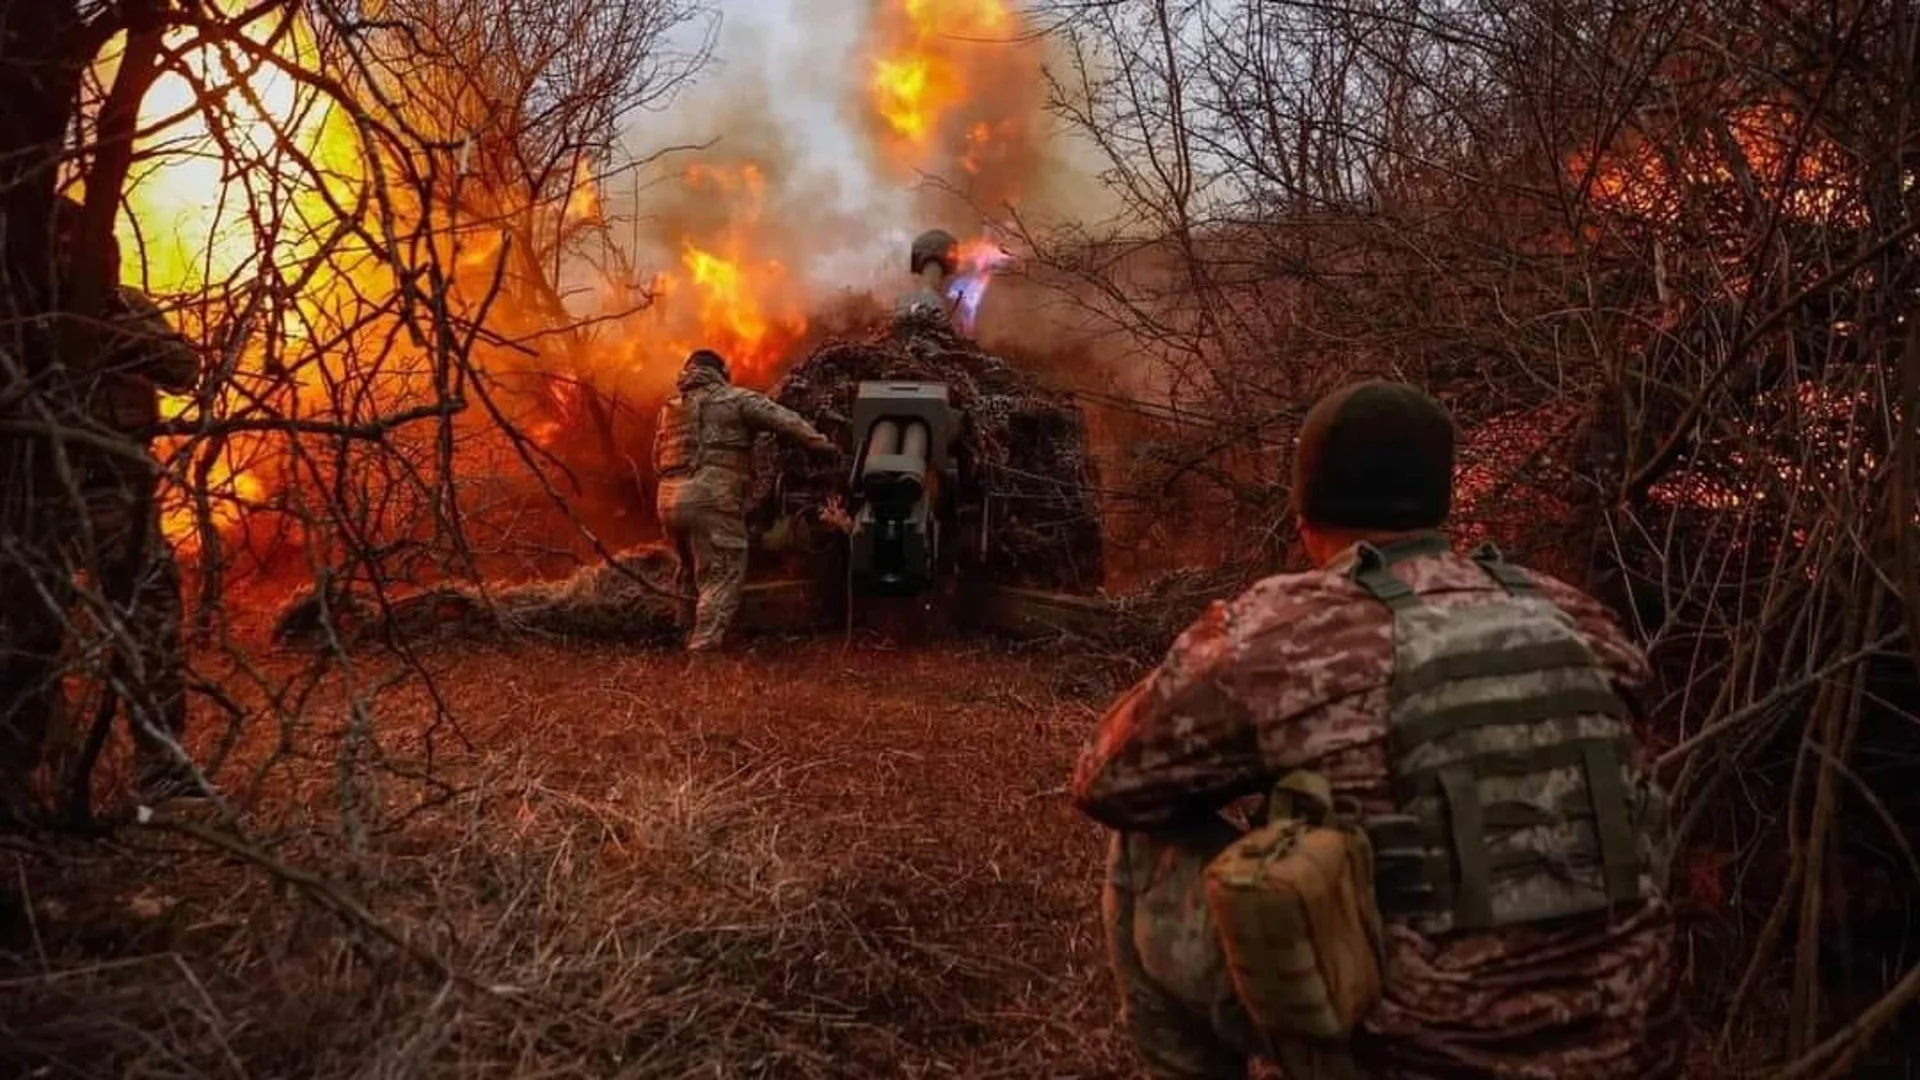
[{"xmin": 0, "ymin": 639, "xmax": 1138, "ymax": 1078}]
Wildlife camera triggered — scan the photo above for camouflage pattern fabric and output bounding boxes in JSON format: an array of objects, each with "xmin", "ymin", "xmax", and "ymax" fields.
[
  {"xmin": 893, "ymin": 286, "xmax": 953, "ymax": 325},
  {"xmin": 653, "ymin": 365, "xmax": 826, "ymax": 651},
  {"xmin": 59, "ymin": 453, "xmax": 191, "ymax": 760},
  {"xmin": 1074, "ymin": 542, "xmax": 1682, "ymax": 1080},
  {"xmin": 660, "ymin": 497, "xmax": 746, "ymax": 652},
  {"xmin": 1105, "ymin": 823, "xmax": 1263, "ymax": 1079},
  {"xmin": 78, "ymin": 289, "xmax": 198, "ymax": 765}
]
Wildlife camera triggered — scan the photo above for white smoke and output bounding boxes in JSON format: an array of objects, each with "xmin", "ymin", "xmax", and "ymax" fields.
[{"xmin": 618, "ymin": 0, "xmax": 920, "ymax": 302}]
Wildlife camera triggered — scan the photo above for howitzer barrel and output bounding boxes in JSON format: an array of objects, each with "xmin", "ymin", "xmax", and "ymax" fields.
[
  {"xmin": 844, "ymin": 383, "xmax": 959, "ymax": 597},
  {"xmin": 860, "ymin": 419, "xmax": 930, "ymax": 512},
  {"xmin": 899, "ymin": 419, "xmax": 929, "ymax": 463}
]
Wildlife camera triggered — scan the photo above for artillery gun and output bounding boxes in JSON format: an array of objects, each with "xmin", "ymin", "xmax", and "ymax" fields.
[
  {"xmin": 734, "ymin": 316, "xmax": 1111, "ymax": 640},
  {"xmin": 843, "ymin": 381, "xmax": 963, "ymax": 597}
]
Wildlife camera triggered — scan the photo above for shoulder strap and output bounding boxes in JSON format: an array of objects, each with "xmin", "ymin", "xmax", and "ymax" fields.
[
  {"xmin": 1348, "ymin": 533, "xmax": 1448, "ymax": 611},
  {"xmin": 1468, "ymin": 540, "xmax": 1535, "ymax": 596}
]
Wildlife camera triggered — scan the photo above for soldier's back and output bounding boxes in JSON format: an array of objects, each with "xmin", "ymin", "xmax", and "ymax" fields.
[{"xmin": 1228, "ymin": 550, "xmax": 1682, "ymax": 1079}]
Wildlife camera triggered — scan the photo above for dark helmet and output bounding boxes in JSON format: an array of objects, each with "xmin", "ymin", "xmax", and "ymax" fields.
[
  {"xmin": 910, "ymin": 228, "xmax": 958, "ymax": 277},
  {"xmin": 685, "ymin": 348, "xmax": 729, "ymax": 380}
]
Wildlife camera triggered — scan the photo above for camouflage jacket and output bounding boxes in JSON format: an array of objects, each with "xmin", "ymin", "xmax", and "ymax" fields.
[
  {"xmin": 893, "ymin": 286, "xmax": 954, "ymax": 325},
  {"xmin": 654, "ymin": 367, "xmax": 823, "ymax": 510},
  {"xmin": 88, "ymin": 287, "xmax": 202, "ymax": 434},
  {"xmin": 1074, "ymin": 544, "xmax": 1682, "ymax": 1079}
]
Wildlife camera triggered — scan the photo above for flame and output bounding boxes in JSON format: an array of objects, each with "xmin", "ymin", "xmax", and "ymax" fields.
[
  {"xmin": 633, "ymin": 163, "xmax": 807, "ymax": 384},
  {"xmin": 946, "ymin": 235, "xmax": 1014, "ymax": 335},
  {"xmin": 1571, "ymin": 104, "xmax": 1852, "ymax": 224},
  {"xmin": 99, "ymin": 0, "xmax": 1048, "ymax": 576},
  {"xmin": 868, "ymin": 0, "xmax": 1019, "ymax": 169},
  {"xmin": 563, "ymin": 157, "xmax": 602, "ymax": 228},
  {"xmin": 676, "ymin": 242, "xmax": 802, "ymax": 371},
  {"xmin": 105, "ymin": 4, "xmax": 365, "ymax": 555}
]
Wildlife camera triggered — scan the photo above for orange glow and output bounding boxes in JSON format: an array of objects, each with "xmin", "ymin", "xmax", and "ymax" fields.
[
  {"xmin": 676, "ymin": 243, "xmax": 803, "ymax": 374},
  {"xmin": 633, "ymin": 163, "xmax": 808, "ymax": 384},
  {"xmin": 563, "ymin": 157, "xmax": 602, "ymax": 227},
  {"xmin": 869, "ymin": 0, "xmax": 1015, "ymax": 156},
  {"xmin": 105, "ymin": 0, "xmax": 1043, "ymax": 575},
  {"xmin": 105, "ymin": 2, "xmax": 365, "ymax": 555},
  {"xmin": 1572, "ymin": 104, "xmax": 1854, "ymax": 224}
]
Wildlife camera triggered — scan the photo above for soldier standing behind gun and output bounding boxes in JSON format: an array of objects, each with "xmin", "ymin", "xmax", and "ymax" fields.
[
  {"xmin": 653, "ymin": 349, "xmax": 833, "ymax": 653},
  {"xmin": 1073, "ymin": 381, "xmax": 1680, "ymax": 1079},
  {"xmin": 0, "ymin": 196, "xmax": 211, "ymax": 809},
  {"xmin": 894, "ymin": 228, "xmax": 959, "ymax": 328}
]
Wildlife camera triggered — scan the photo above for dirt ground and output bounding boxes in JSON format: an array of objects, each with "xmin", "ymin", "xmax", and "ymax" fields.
[{"xmin": 0, "ymin": 638, "xmax": 1145, "ymax": 1078}]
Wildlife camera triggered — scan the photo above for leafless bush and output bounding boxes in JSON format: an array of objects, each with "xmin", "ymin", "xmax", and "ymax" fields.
[
  {"xmin": 1, "ymin": 0, "xmax": 709, "ymax": 866},
  {"xmin": 1031, "ymin": 0, "xmax": 1918, "ymax": 1070}
]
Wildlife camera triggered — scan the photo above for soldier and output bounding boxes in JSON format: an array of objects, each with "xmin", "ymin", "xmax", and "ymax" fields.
[
  {"xmin": 0, "ymin": 196, "xmax": 210, "ymax": 809},
  {"xmin": 894, "ymin": 228, "xmax": 959, "ymax": 326},
  {"xmin": 653, "ymin": 348, "xmax": 833, "ymax": 652},
  {"xmin": 1072, "ymin": 380, "xmax": 1680, "ymax": 1079}
]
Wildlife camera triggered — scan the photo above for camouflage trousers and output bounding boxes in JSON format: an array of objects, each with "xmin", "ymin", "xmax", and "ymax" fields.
[
  {"xmin": 0, "ymin": 458, "xmax": 188, "ymax": 796},
  {"xmin": 1104, "ymin": 824, "xmax": 1267, "ymax": 1079},
  {"xmin": 658, "ymin": 480, "xmax": 748, "ymax": 652}
]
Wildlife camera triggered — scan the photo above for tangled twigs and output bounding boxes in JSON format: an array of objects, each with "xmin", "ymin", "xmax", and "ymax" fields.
[
  {"xmin": 1775, "ymin": 958, "xmax": 1920, "ymax": 1079},
  {"xmin": 131, "ymin": 808, "xmax": 454, "ymax": 982}
]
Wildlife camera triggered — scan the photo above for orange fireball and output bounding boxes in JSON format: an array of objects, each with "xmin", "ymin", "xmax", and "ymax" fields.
[{"xmin": 868, "ymin": 0, "xmax": 1018, "ymax": 157}]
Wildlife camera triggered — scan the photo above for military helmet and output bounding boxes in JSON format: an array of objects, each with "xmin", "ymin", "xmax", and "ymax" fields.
[
  {"xmin": 910, "ymin": 228, "xmax": 959, "ymax": 277},
  {"xmin": 685, "ymin": 348, "xmax": 729, "ymax": 380}
]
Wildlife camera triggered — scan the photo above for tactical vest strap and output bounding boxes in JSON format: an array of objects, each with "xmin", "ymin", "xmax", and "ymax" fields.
[
  {"xmin": 1581, "ymin": 739, "xmax": 1645, "ymax": 905},
  {"xmin": 1392, "ymin": 637, "xmax": 1604, "ymax": 700},
  {"xmin": 1437, "ymin": 767, "xmax": 1494, "ymax": 929},
  {"xmin": 1349, "ymin": 534, "xmax": 1452, "ymax": 611},
  {"xmin": 1392, "ymin": 736, "xmax": 1637, "ymax": 798},
  {"xmin": 1387, "ymin": 685, "xmax": 1630, "ymax": 757},
  {"xmin": 1469, "ymin": 541, "xmax": 1536, "ymax": 595},
  {"xmin": 1350, "ymin": 545, "xmax": 1416, "ymax": 610}
]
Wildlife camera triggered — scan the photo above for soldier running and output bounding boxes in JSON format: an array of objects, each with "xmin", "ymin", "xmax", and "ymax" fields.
[
  {"xmin": 653, "ymin": 349, "xmax": 833, "ymax": 653},
  {"xmin": 1073, "ymin": 380, "xmax": 1681, "ymax": 1078}
]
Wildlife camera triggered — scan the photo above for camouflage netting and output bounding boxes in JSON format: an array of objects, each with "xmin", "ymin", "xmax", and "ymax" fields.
[
  {"xmin": 272, "ymin": 547, "xmax": 683, "ymax": 646},
  {"xmin": 748, "ymin": 312, "xmax": 1106, "ymax": 592}
]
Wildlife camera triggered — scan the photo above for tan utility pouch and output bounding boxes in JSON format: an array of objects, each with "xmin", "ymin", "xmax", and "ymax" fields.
[{"xmin": 1205, "ymin": 772, "xmax": 1385, "ymax": 1077}]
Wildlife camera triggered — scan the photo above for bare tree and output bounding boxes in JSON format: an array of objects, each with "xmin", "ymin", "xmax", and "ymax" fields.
[
  {"xmin": 2, "ymin": 0, "xmax": 713, "ymax": 843},
  {"xmin": 1029, "ymin": 0, "xmax": 1919, "ymax": 1069}
]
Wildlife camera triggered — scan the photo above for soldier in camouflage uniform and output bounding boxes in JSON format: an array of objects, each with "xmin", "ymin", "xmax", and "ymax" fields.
[
  {"xmin": 1, "ymin": 197, "xmax": 209, "ymax": 808},
  {"xmin": 1073, "ymin": 381, "xmax": 1681, "ymax": 1079},
  {"xmin": 653, "ymin": 349, "xmax": 833, "ymax": 652}
]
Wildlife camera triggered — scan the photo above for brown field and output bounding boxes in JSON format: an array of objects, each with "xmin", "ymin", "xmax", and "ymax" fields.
[{"xmin": 1, "ymin": 638, "xmax": 1142, "ymax": 1079}]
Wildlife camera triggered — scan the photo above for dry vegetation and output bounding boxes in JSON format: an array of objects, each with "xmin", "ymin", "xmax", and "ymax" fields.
[
  {"xmin": 2, "ymin": 639, "xmax": 1135, "ymax": 1078},
  {"xmin": 3, "ymin": 0, "xmax": 1917, "ymax": 1075}
]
